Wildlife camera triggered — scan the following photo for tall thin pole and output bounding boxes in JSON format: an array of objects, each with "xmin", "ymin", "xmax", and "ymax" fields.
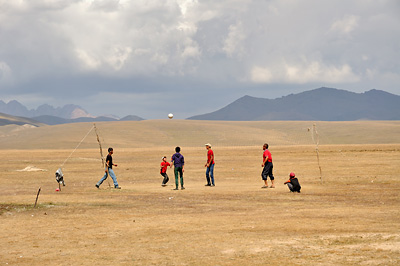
[
  {"xmin": 94, "ymin": 123, "xmax": 105, "ymax": 167},
  {"xmin": 94, "ymin": 123, "xmax": 110, "ymax": 188},
  {"xmin": 313, "ymin": 123, "xmax": 323, "ymax": 183}
]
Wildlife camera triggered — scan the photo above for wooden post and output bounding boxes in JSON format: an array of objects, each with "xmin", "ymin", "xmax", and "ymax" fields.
[
  {"xmin": 34, "ymin": 187, "xmax": 41, "ymax": 208},
  {"xmin": 313, "ymin": 123, "xmax": 323, "ymax": 183},
  {"xmin": 94, "ymin": 123, "xmax": 111, "ymax": 188}
]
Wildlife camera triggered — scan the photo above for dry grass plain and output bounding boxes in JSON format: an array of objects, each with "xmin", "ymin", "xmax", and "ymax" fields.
[{"xmin": 1, "ymin": 120, "xmax": 400, "ymax": 265}]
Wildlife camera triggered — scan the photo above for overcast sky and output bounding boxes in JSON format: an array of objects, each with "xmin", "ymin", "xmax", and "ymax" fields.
[{"xmin": 0, "ymin": 0, "xmax": 399, "ymax": 119}]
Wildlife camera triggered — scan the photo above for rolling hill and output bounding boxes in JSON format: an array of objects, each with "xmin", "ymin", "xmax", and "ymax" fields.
[
  {"xmin": 0, "ymin": 112, "xmax": 44, "ymax": 127},
  {"xmin": 31, "ymin": 115, "xmax": 144, "ymax": 125},
  {"xmin": 188, "ymin": 87, "xmax": 400, "ymax": 121},
  {"xmin": 0, "ymin": 120, "xmax": 399, "ymax": 150}
]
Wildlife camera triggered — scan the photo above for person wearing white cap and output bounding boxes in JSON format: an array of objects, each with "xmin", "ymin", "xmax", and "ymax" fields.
[
  {"xmin": 204, "ymin": 143, "xmax": 215, "ymax": 186},
  {"xmin": 160, "ymin": 156, "xmax": 171, "ymax": 186}
]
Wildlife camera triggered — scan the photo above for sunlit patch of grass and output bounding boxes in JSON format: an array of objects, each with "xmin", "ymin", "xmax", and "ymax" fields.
[
  {"xmin": 0, "ymin": 203, "xmax": 34, "ymax": 215},
  {"xmin": 0, "ymin": 202, "xmax": 62, "ymax": 215}
]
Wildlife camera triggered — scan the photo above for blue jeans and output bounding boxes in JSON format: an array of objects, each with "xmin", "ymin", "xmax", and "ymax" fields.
[
  {"xmin": 97, "ymin": 168, "xmax": 119, "ymax": 187},
  {"xmin": 206, "ymin": 164, "xmax": 215, "ymax": 185}
]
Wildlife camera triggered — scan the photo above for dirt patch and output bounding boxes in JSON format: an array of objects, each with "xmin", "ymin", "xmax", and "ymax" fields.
[
  {"xmin": 16, "ymin": 166, "xmax": 47, "ymax": 172},
  {"xmin": 1, "ymin": 145, "xmax": 400, "ymax": 265}
]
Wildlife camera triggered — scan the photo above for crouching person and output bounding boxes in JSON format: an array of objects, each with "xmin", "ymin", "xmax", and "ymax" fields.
[
  {"xmin": 55, "ymin": 168, "xmax": 65, "ymax": 186},
  {"xmin": 284, "ymin": 172, "xmax": 301, "ymax": 193}
]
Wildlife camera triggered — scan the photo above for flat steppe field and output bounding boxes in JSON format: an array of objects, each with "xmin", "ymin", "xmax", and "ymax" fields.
[{"xmin": 1, "ymin": 120, "xmax": 399, "ymax": 265}]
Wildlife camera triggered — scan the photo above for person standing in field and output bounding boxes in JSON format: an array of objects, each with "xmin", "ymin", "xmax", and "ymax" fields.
[
  {"xmin": 96, "ymin": 147, "xmax": 121, "ymax": 189},
  {"xmin": 204, "ymin": 143, "xmax": 215, "ymax": 187},
  {"xmin": 171, "ymin": 146, "xmax": 185, "ymax": 190},
  {"xmin": 160, "ymin": 156, "xmax": 170, "ymax": 187},
  {"xmin": 261, "ymin": 143, "xmax": 275, "ymax": 188}
]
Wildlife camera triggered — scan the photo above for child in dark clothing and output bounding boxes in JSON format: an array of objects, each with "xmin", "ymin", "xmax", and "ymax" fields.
[{"xmin": 284, "ymin": 172, "xmax": 301, "ymax": 193}]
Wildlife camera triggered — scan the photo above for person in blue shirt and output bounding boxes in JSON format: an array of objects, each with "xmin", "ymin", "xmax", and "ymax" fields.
[{"xmin": 171, "ymin": 146, "xmax": 185, "ymax": 190}]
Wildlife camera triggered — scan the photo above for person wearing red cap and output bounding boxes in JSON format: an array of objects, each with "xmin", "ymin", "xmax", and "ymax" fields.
[
  {"xmin": 284, "ymin": 172, "xmax": 301, "ymax": 193},
  {"xmin": 261, "ymin": 143, "xmax": 275, "ymax": 188}
]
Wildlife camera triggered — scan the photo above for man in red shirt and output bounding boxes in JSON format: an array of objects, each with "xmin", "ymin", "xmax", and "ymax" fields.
[
  {"xmin": 261, "ymin": 143, "xmax": 275, "ymax": 188},
  {"xmin": 160, "ymin": 156, "xmax": 171, "ymax": 187},
  {"xmin": 205, "ymin": 143, "xmax": 215, "ymax": 186}
]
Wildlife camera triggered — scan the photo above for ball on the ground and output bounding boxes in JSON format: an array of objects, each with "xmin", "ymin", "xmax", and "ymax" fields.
[
  {"xmin": 55, "ymin": 188, "xmax": 60, "ymax": 192},
  {"xmin": 168, "ymin": 113, "xmax": 173, "ymax": 119}
]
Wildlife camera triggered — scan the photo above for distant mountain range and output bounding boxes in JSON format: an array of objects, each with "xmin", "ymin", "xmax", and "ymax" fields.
[
  {"xmin": 0, "ymin": 100, "xmax": 94, "ymax": 119},
  {"xmin": 2, "ymin": 87, "xmax": 399, "ymax": 126},
  {"xmin": 0, "ymin": 112, "xmax": 145, "ymax": 127},
  {"xmin": 0, "ymin": 100, "xmax": 144, "ymax": 125},
  {"xmin": 30, "ymin": 114, "xmax": 144, "ymax": 125},
  {"xmin": 188, "ymin": 87, "xmax": 400, "ymax": 121}
]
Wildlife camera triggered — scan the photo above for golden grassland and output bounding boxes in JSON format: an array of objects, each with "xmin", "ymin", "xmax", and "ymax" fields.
[
  {"xmin": 1, "ymin": 120, "xmax": 400, "ymax": 149},
  {"xmin": 1, "ymin": 120, "xmax": 399, "ymax": 265}
]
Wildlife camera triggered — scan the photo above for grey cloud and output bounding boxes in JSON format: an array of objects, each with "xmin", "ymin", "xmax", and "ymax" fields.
[{"xmin": 0, "ymin": 0, "xmax": 399, "ymax": 118}]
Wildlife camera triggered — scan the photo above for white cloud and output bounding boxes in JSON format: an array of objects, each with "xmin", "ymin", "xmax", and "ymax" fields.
[
  {"xmin": 0, "ymin": 61, "xmax": 13, "ymax": 85},
  {"xmin": 251, "ymin": 66, "xmax": 273, "ymax": 83},
  {"xmin": 177, "ymin": 0, "xmax": 198, "ymax": 15},
  {"xmin": 75, "ymin": 49, "xmax": 101, "ymax": 70},
  {"xmin": 366, "ymin": 68, "xmax": 400, "ymax": 83},
  {"xmin": 106, "ymin": 46, "xmax": 132, "ymax": 71},
  {"xmin": 223, "ymin": 21, "xmax": 246, "ymax": 58},
  {"xmin": 89, "ymin": 0, "xmax": 121, "ymax": 12},
  {"xmin": 330, "ymin": 15, "xmax": 360, "ymax": 35},
  {"xmin": 177, "ymin": 21, "xmax": 197, "ymax": 34},
  {"xmin": 287, "ymin": 62, "xmax": 359, "ymax": 83},
  {"xmin": 182, "ymin": 44, "xmax": 200, "ymax": 59},
  {"xmin": 251, "ymin": 61, "xmax": 360, "ymax": 84},
  {"xmin": 0, "ymin": 0, "xmax": 399, "ymax": 117},
  {"xmin": 151, "ymin": 53, "xmax": 169, "ymax": 65}
]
